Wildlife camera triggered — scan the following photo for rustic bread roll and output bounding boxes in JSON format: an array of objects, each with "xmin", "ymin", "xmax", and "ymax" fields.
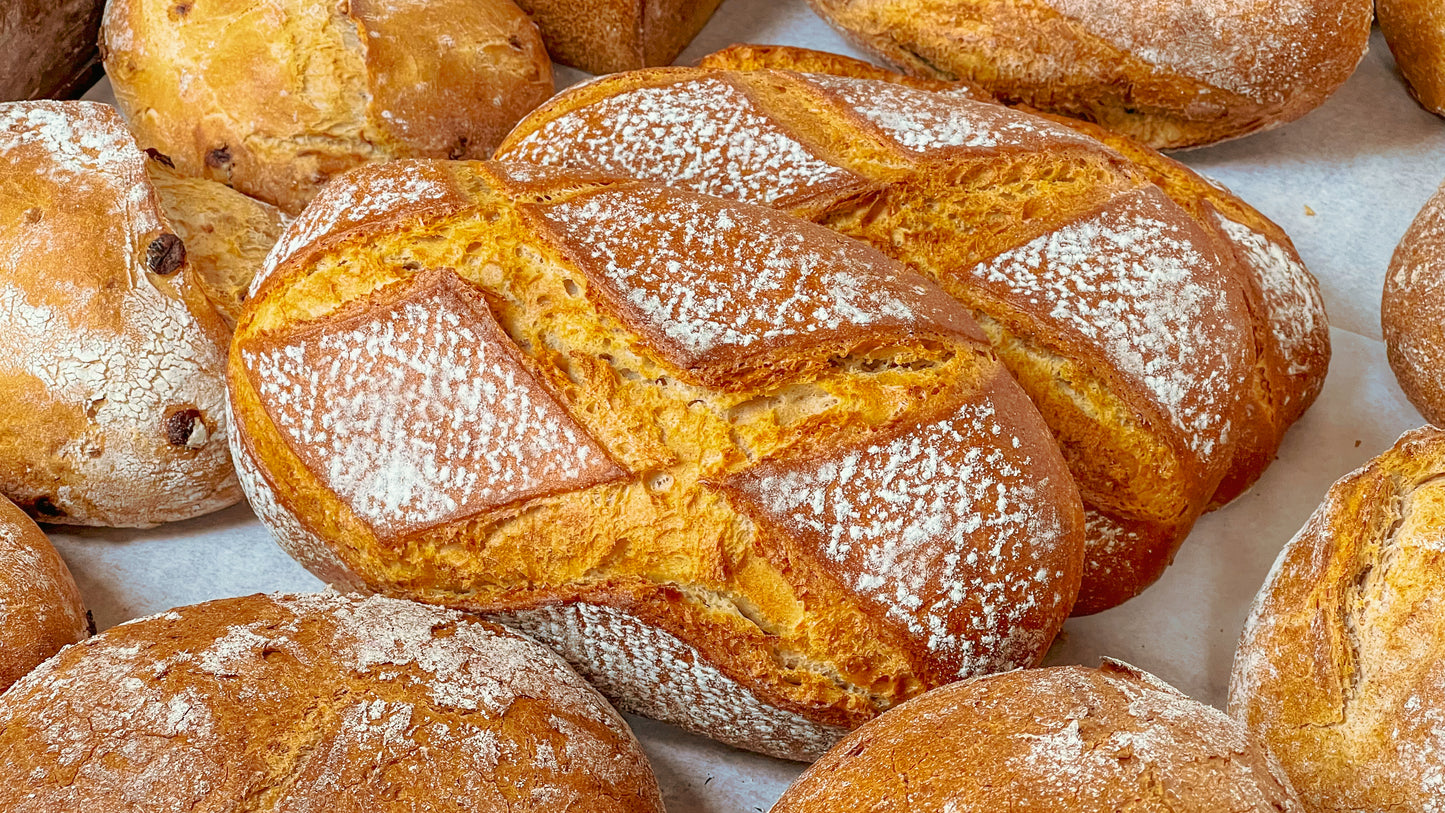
[
  {"xmin": 775, "ymin": 660, "xmax": 1303, "ymax": 812},
  {"xmin": 0, "ymin": 592, "xmax": 664, "ymax": 811},
  {"xmin": 801, "ymin": 0, "xmax": 1373, "ymax": 149},
  {"xmin": 494, "ymin": 62, "xmax": 1287, "ymax": 615},
  {"xmin": 101, "ymin": 0, "xmax": 553, "ymax": 215},
  {"xmin": 145, "ymin": 152, "xmax": 289, "ymax": 326},
  {"xmin": 0, "ymin": 101, "xmax": 240, "ymax": 527},
  {"xmin": 1384, "ymin": 182, "xmax": 1445, "ymax": 425},
  {"xmin": 0, "ymin": 495, "xmax": 89, "ymax": 692},
  {"xmin": 0, "ymin": 0, "xmax": 104, "ymax": 101},
  {"xmin": 229, "ymin": 159, "xmax": 1086, "ymax": 760},
  {"xmin": 694, "ymin": 45, "xmax": 1330, "ymax": 508},
  {"xmin": 1229, "ymin": 426, "xmax": 1445, "ymax": 812},
  {"xmin": 513, "ymin": 0, "xmax": 724, "ymax": 74},
  {"xmin": 1379, "ymin": 0, "xmax": 1445, "ymax": 116}
]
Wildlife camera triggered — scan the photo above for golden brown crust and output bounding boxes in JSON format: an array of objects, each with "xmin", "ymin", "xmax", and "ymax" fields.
[
  {"xmin": 230, "ymin": 159, "xmax": 1086, "ymax": 759},
  {"xmin": 494, "ymin": 60, "xmax": 1266, "ymax": 614},
  {"xmin": 0, "ymin": 495, "xmax": 88, "ymax": 692},
  {"xmin": 1229, "ymin": 427, "xmax": 1445, "ymax": 812},
  {"xmin": 0, "ymin": 101, "xmax": 240, "ymax": 527},
  {"xmin": 802, "ymin": 0, "xmax": 1373, "ymax": 148},
  {"xmin": 0, "ymin": 592, "xmax": 664, "ymax": 811},
  {"xmin": 101, "ymin": 0, "xmax": 553, "ymax": 214},
  {"xmin": 1384, "ymin": 182, "xmax": 1445, "ymax": 426},
  {"xmin": 777, "ymin": 661, "xmax": 1303, "ymax": 812},
  {"xmin": 513, "ymin": 0, "xmax": 724, "ymax": 74},
  {"xmin": 0, "ymin": 0, "xmax": 104, "ymax": 101},
  {"xmin": 1379, "ymin": 0, "xmax": 1445, "ymax": 117}
]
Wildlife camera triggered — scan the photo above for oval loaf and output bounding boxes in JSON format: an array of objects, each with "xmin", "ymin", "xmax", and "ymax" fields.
[
  {"xmin": 229, "ymin": 159, "xmax": 1086, "ymax": 760},
  {"xmin": 801, "ymin": 0, "xmax": 1373, "ymax": 148},
  {"xmin": 1378, "ymin": 0, "xmax": 1445, "ymax": 117},
  {"xmin": 0, "ymin": 495, "xmax": 89, "ymax": 692},
  {"xmin": 1230, "ymin": 427, "xmax": 1445, "ymax": 812},
  {"xmin": 0, "ymin": 101, "xmax": 240, "ymax": 527},
  {"xmin": 0, "ymin": 592, "xmax": 664, "ymax": 811},
  {"xmin": 1383, "ymin": 181, "xmax": 1445, "ymax": 425},
  {"xmin": 495, "ymin": 56, "xmax": 1329, "ymax": 614}
]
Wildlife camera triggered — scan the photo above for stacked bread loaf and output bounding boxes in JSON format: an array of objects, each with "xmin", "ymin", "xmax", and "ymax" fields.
[
  {"xmin": 228, "ymin": 158, "xmax": 1087, "ymax": 759},
  {"xmin": 494, "ymin": 50, "xmax": 1330, "ymax": 614}
]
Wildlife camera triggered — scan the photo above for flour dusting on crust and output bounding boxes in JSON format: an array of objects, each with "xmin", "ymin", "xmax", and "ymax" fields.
[
  {"xmin": 504, "ymin": 77, "xmax": 850, "ymax": 206},
  {"xmin": 242, "ymin": 272, "xmax": 623, "ymax": 539},
  {"xmin": 1214, "ymin": 213, "xmax": 1324, "ymax": 378}
]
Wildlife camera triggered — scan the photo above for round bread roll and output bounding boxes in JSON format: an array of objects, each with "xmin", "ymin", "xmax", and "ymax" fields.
[
  {"xmin": 1230, "ymin": 426, "xmax": 1445, "ymax": 812},
  {"xmin": 774, "ymin": 660, "xmax": 1303, "ymax": 812},
  {"xmin": 801, "ymin": 0, "xmax": 1373, "ymax": 149},
  {"xmin": 230, "ymin": 159, "xmax": 1086, "ymax": 760},
  {"xmin": 0, "ymin": 495, "xmax": 89, "ymax": 692},
  {"xmin": 101, "ymin": 0, "xmax": 554, "ymax": 215},
  {"xmin": 1379, "ymin": 0, "xmax": 1445, "ymax": 117},
  {"xmin": 0, "ymin": 101, "xmax": 240, "ymax": 527},
  {"xmin": 1384, "ymin": 182, "xmax": 1445, "ymax": 425},
  {"xmin": 0, "ymin": 592, "xmax": 664, "ymax": 811},
  {"xmin": 495, "ymin": 55, "xmax": 1329, "ymax": 614}
]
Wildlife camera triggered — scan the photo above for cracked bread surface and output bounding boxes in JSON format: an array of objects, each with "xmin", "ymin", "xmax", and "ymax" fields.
[
  {"xmin": 1229, "ymin": 427, "xmax": 1445, "ymax": 812},
  {"xmin": 494, "ymin": 59, "xmax": 1281, "ymax": 614},
  {"xmin": 229, "ymin": 159, "xmax": 1085, "ymax": 759},
  {"xmin": 774, "ymin": 661, "xmax": 1303, "ymax": 812},
  {"xmin": 0, "ymin": 592, "xmax": 664, "ymax": 812}
]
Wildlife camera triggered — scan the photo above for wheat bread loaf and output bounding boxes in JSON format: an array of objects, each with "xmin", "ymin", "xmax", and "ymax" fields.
[
  {"xmin": 1384, "ymin": 181, "xmax": 1445, "ymax": 425},
  {"xmin": 1378, "ymin": 0, "xmax": 1445, "ymax": 117},
  {"xmin": 0, "ymin": 495, "xmax": 88, "ymax": 692},
  {"xmin": 512, "ymin": 0, "xmax": 724, "ymax": 74}
]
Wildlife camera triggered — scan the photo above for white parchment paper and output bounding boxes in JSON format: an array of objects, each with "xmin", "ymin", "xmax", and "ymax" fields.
[{"xmin": 57, "ymin": 5, "xmax": 1445, "ymax": 810}]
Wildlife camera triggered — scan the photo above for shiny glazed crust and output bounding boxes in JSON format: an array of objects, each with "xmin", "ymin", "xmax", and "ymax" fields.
[
  {"xmin": 1229, "ymin": 427, "xmax": 1445, "ymax": 812},
  {"xmin": 0, "ymin": 101, "xmax": 240, "ymax": 527},
  {"xmin": 101, "ymin": 0, "xmax": 554, "ymax": 214},
  {"xmin": 801, "ymin": 0, "xmax": 1372, "ymax": 148},
  {"xmin": 230, "ymin": 159, "xmax": 1086, "ymax": 760},
  {"xmin": 0, "ymin": 495, "xmax": 88, "ymax": 692},
  {"xmin": 1378, "ymin": 0, "xmax": 1445, "ymax": 117},
  {"xmin": 0, "ymin": 592, "xmax": 665, "ymax": 811},
  {"xmin": 775, "ymin": 661, "xmax": 1303, "ymax": 811},
  {"xmin": 511, "ymin": 0, "xmax": 725, "ymax": 74},
  {"xmin": 1384, "ymin": 181, "xmax": 1445, "ymax": 425},
  {"xmin": 493, "ymin": 56, "xmax": 1281, "ymax": 615}
]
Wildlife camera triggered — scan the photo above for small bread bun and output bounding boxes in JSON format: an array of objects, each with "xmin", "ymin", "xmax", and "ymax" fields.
[
  {"xmin": 1230, "ymin": 426, "xmax": 1445, "ymax": 812},
  {"xmin": 0, "ymin": 592, "xmax": 664, "ymax": 811},
  {"xmin": 1384, "ymin": 182, "xmax": 1445, "ymax": 425},
  {"xmin": 0, "ymin": 495, "xmax": 88, "ymax": 692},
  {"xmin": 776, "ymin": 661, "xmax": 1303, "ymax": 812},
  {"xmin": 803, "ymin": 0, "xmax": 1373, "ymax": 149},
  {"xmin": 102, "ymin": 0, "xmax": 554, "ymax": 214},
  {"xmin": 1379, "ymin": 0, "xmax": 1445, "ymax": 116},
  {"xmin": 144, "ymin": 152, "xmax": 289, "ymax": 326},
  {"xmin": 0, "ymin": 101, "xmax": 240, "ymax": 527}
]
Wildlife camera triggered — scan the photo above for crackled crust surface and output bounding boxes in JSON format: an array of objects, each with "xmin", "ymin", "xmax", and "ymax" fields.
[
  {"xmin": 0, "ymin": 101, "xmax": 239, "ymax": 527},
  {"xmin": 230, "ymin": 160, "xmax": 1085, "ymax": 759},
  {"xmin": 1230, "ymin": 427, "xmax": 1445, "ymax": 812},
  {"xmin": 776, "ymin": 661, "xmax": 1303, "ymax": 812},
  {"xmin": 495, "ymin": 59, "xmax": 1267, "ymax": 614},
  {"xmin": 801, "ymin": 0, "xmax": 1371, "ymax": 148},
  {"xmin": 101, "ymin": 0, "xmax": 553, "ymax": 213},
  {"xmin": 0, "ymin": 496, "xmax": 88, "ymax": 692},
  {"xmin": 0, "ymin": 592, "xmax": 664, "ymax": 811}
]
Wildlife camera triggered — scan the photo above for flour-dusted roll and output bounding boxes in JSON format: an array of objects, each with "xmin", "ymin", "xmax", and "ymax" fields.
[
  {"xmin": 802, "ymin": 0, "xmax": 1372, "ymax": 148},
  {"xmin": 1384, "ymin": 182, "xmax": 1445, "ymax": 425},
  {"xmin": 0, "ymin": 0, "xmax": 104, "ymax": 101},
  {"xmin": 102, "ymin": 0, "xmax": 554, "ymax": 214},
  {"xmin": 0, "ymin": 101, "xmax": 243, "ymax": 527},
  {"xmin": 1379, "ymin": 0, "xmax": 1445, "ymax": 117},
  {"xmin": 1230, "ymin": 427, "xmax": 1445, "ymax": 812},
  {"xmin": 0, "ymin": 592, "xmax": 664, "ymax": 811},
  {"xmin": 493, "ymin": 60, "xmax": 1301, "ymax": 614},
  {"xmin": 229, "ymin": 159, "xmax": 1086, "ymax": 760},
  {"xmin": 0, "ymin": 495, "xmax": 88, "ymax": 692},
  {"xmin": 692, "ymin": 45, "xmax": 1330, "ymax": 509},
  {"xmin": 774, "ymin": 660, "xmax": 1303, "ymax": 812}
]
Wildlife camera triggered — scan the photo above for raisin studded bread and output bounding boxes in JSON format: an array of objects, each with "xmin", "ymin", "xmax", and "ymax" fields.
[
  {"xmin": 494, "ymin": 54, "xmax": 1327, "ymax": 613},
  {"xmin": 228, "ymin": 159, "xmax": 1086, "ymax": 760}
]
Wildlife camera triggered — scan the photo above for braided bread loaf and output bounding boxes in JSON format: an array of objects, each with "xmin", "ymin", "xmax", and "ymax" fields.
[
  {"xmin": 229, "ymin": 159, "xmax": 1086, "ymax": 759},
  {"xmin": 494, "ymin": 50, "xmax": 1329, "ymax": 614}
]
